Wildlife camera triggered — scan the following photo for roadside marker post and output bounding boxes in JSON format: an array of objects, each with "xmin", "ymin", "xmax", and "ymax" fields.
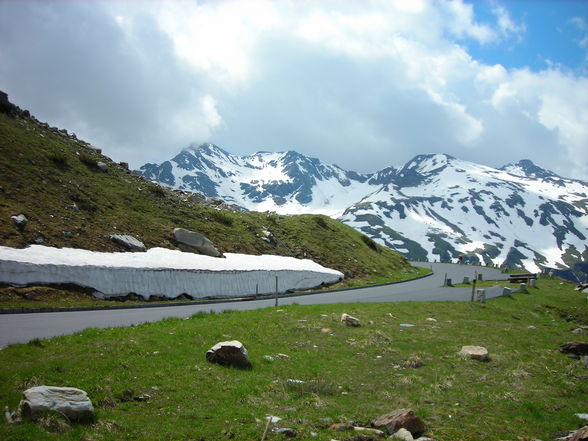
[{"xmin": 275, "ymin": 276, "xmax": 278, "ymax": 307}]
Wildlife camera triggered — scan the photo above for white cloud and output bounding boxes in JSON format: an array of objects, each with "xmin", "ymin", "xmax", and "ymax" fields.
[
  {"xmin": 0, "ymin": 0, "xmax": 586, "ymax": 180},
  {"xmin": 492, "ymin": 4, "xmax": 526, "ymax": 41}
]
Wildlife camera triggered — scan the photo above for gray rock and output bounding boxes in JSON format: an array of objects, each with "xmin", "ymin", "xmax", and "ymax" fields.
[
  {"xmin": 110, "ymin": 234, "xmax": 146, "ymax": 252},
  {"xmin": 206, "ymin": 340, "xmax": 251, "ymax": 368},
  {"xmin": 34, "ymin": 235, "xmax": 45, "ymax": 245},
  {"xmin": 20, "ymin": 386, "xmax": 94, "ymax": 422},
  {"xmin": 576, "ymin": 414, "xmax": 588, "ymax": 422},
  {"xmin": 340, "ymin": 313, "xmax": 360, "ymax": 327},
  {"xmin": 96, "ymin": 162, "xmax": 108, "ymax": 172},
  {"xmin": 11, "ymin": 214, "xmax": 27, "ymax": 230},
  {"xmin": 392, "ymin": 428, "xmax": 415, "ymax": 441},
  {"xmin": 62, "ymin": 231, "xmax": 73, "ymax": 238},
  {"xmin": 502, "ymin": 287, "xmax": 512, "ymax": 296},
  {"xmin": 272, "ymin": 427, "xmax": 297, "ymax": 437},
  {"xmin": 173, "ymin": 228, "xmax": 221, "ymax": 257},
  {"xmin": 459, "ymin": 345, "xmax": 489, "ymax": 361},
  {"xmin": 400, "ymin": 323, "xmax": 415, "ymax": 328}
]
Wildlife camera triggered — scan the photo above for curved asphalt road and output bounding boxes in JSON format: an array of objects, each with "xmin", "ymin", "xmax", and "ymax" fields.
[{"xmin": 0, "ymin": 263, "xmax": 508, "ymax": 348}]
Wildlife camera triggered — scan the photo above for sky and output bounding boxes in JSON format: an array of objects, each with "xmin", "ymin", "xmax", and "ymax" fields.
[{"xmin": 0, "ymin": 0, "xmax": 587, "ymax": 179}]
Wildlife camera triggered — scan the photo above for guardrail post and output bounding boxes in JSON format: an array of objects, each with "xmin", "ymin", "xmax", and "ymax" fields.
[
  {"xmin": 470, "ymin": 279, "xmax": 476, "ymax": 302},
  {"xmin": 275, "ymin": 276, "xmax": 279, "ymax": 307}
]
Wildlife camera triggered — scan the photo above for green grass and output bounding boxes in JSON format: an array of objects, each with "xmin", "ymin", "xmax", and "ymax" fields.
[{"xmin": 0, "ymin": 278, "xmax": 586, "ymax": 440}]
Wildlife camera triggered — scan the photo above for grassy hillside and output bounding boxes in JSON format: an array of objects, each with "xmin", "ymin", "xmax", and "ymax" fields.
[
  {"xmin": 0, "ymin": 101, "xmax": 420, "ymax": 298},
  {"xmin": 0, "ymin": 278, "xmax": 586, "ymax": 440}
]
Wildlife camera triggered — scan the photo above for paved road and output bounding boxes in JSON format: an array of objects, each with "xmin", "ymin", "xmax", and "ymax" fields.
[{"xmin": 0, "ymin": 263, "xmax": 508, "ymax": 348}]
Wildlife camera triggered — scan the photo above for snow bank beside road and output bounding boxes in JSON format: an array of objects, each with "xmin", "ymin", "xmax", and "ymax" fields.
[{"xmin": 0, "ymin": 245, "xmax": 344, "ymax": 300}]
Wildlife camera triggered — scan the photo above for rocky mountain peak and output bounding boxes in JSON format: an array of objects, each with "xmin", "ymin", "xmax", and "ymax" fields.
[{"xmin": 500, "ymin": 159, "xmax": 560, "ymax": 180}]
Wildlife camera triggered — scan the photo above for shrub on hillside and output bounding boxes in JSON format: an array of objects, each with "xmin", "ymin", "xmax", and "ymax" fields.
[
  {"xmin": 361, "ymin": 234, "xmax": 380, "ymax": 253},
  {"xmin": 79, "ymin": 152, "xmax": 97, "ymax": 168}
]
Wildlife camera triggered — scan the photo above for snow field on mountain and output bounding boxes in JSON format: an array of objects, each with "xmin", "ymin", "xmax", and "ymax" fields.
[
  {"xmin": 344, "ymin": 156, "xmax": 587, "ymax": 270},
  {"xmin": 0, "ymin": 245, "xmax": 344, "ymax": 300}
]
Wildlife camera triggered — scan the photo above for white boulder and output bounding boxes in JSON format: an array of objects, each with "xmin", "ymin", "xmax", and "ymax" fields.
[
  {"xmin": 459, "ymin": 345, "xmax": 489, "ymax": 361},
  {"xmin": 21, "ymin": 386, "xmax": 94, "ymax": 421}
]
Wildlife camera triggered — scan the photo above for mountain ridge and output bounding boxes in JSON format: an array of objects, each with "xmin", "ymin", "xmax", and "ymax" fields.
[{"xmin": 139, "ymin": 144, "xmax": 588, "ymax": 280}]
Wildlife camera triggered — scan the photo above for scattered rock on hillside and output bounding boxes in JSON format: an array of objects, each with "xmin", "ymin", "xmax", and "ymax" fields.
[
  {"xmin": 341, "ymin": 313, "xmax": 360, "ymax": 327},
  {"xmin": 459, "ymin": 345, "xmax": 489, "ymax": 361},
  {"xmin": 206, "ymin": 340, "xmax": 251, "ymax": 368},
  {"xmin": 272, "ymin": 427, "xmax": 297, "ymax": 437},
  {"xmin": 21, "ymin": 386, "xmax": 94, "ymax": 422},
  {"xmin": 96, "ymin": 162, "xmax": 108, "ymax": 172},
  {"xmin": 330, "ymin": 422, "xmax": 354, "ymax": 431},
  {"xmin": 392, "ymin": 427, "xmax": 414, "ymax": 441},
  {"xmin": 372, "ymin": 408, "xmax": 425, "ymax": 437},
  {"xmin": 11, "ymin": 214, "xmax": 27, "ymax": 230},
  {"xmin": 110, "ymin": 234, "xmax": 146, "ymax": 252},
  {"xmin": 173, "ymin": 228, "xmax": 221, "ymax": 257},
  {"xmin": 353, "ymin": 426, "xmax": 384, "ymax": 436},
  {"xmin": 569, "ymin": 426, "xmax": 588, "ymax": 441},
  {"xmin": 559, "ymin": 342, "xmax": 588, "ymax": 356}
]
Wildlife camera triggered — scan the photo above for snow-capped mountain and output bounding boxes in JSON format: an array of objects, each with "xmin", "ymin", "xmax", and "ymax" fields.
[
  {"xmin": 139, "ymin": 143, "xmax": 379, "ymax": 217},
  {"xmin": 139, "ymin": 145, "xmax": 588, "ymax": 279},
  {"xmin": 340, "ymin": 154, "xmax": 587, "ymax": 278}
]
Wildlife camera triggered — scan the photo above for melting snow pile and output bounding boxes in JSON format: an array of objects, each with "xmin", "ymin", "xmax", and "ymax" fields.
[{"xmin": 0, "ymin": 245, "xmax": 344, "ymax": 300}]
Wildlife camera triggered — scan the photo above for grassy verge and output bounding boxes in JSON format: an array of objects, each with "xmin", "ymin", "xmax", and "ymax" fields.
[
  {"xmin": 0, "ymin": 266, "xmax": 431, "ymax": 310},
  {"xmin": 1, "ymin": 278, "xmax": 586, "ymax": 440}
]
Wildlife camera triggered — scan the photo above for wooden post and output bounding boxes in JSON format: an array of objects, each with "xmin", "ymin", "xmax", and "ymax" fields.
[
  {"xmin": 443, "ymin": 272, "xmax": 447, "ymax": 286},
  {"xmin": 254, "ymin": 284, "xmax": 258, "ymax": 300}
]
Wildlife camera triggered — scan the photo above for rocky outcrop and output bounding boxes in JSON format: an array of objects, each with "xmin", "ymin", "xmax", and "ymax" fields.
[
  {"xmin": 110, "ymin": 234, "xmax": 146, "ymax": 252},
  {"xmin": 174, "ymin": 228, "xmax": 221, "ymax": 257},
  {"xmin": 459, "ymin": 345, "xmax": 489, "ymax": 361},
  {"xmin": 10, "ymin": 214, "xmax": 27, "ymax": 230},
  {"xmin": 206, "ymin": 340, "xmax": 251, "ymax": 368},
  {"xmin": 20, "ymin": 386, "xmax": 94, "ymax": 422},
  {"xmin": 341, "ymin": 313, "xmax": 360, "ymax": 327},
  {"xmin": 372, "ymin": 408, "xmax": 425, "ymax": 437}
]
